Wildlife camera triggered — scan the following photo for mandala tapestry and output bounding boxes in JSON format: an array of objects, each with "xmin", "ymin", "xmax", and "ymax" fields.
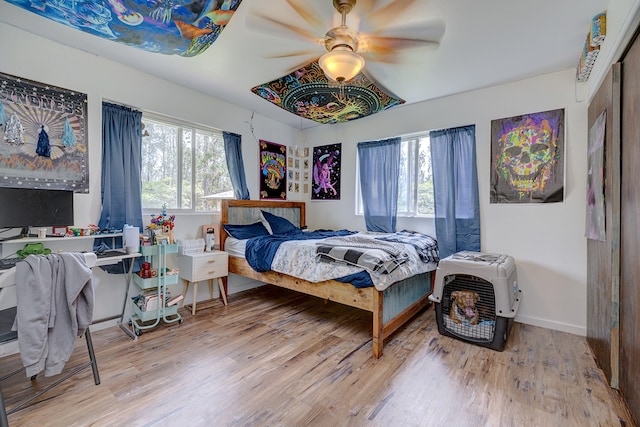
[{"xmin": 251, "ymin": 61, "xmax": 405, "ymax": 124}]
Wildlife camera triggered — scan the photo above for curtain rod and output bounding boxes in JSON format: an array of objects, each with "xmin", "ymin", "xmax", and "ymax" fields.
[{"xmin": 102, "ymin": 98, "xmax": 141, "ymax": 112}]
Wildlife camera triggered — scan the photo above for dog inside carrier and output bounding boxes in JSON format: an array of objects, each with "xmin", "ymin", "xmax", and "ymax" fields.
[{"xmin": 429, "ymin": 251, "xmax": 522, "ymax": 351}]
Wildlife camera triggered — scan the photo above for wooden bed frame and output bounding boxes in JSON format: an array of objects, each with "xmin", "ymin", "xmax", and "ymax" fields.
[{"xmin": 220, "ymin": 199, "xmax": 434, "ymax": 359}]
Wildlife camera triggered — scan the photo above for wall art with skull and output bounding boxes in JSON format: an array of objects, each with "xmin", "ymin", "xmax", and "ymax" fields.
[{"xmin": 490, "ymin": 108, "xmax": 565, "ymax": 203}]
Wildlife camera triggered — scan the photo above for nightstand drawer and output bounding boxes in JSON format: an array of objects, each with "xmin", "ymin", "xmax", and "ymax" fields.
[{"xmin": 177, "ymin": 251, "xmax": 228, "ymax": 282}]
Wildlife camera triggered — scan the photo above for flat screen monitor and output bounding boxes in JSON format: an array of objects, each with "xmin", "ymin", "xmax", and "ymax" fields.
[{"xmin": 0, "ymin": 187, "xmax": 74, "ymax": 239}]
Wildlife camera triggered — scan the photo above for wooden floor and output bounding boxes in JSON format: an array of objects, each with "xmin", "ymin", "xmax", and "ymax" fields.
[{"xmin": 1, "ymin": 285, "xmax": 636, "ymax": 427}]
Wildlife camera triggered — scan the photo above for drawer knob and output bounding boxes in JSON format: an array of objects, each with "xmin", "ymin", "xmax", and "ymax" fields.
[{"xmin": 207, "ymin": 260, "xmax": 216, "ymax": 264}]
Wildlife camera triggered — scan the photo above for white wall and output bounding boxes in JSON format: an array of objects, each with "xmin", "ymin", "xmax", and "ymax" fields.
[
  {"xmin": 304, "ymin": 69, "xmax": 588, "ymax": 335},
  {"xmin": 0, "ymin": 23, "xmax": 298, "ymax": 326}
]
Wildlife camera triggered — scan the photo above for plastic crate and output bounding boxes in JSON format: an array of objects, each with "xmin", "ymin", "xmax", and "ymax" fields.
[{"xmin": 429, "ymin": 251, "xmax": 522, "ymax": 351}]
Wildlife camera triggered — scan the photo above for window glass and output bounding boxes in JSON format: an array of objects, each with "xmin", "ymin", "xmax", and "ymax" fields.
[
  {"xmin": 356, "ymin": 132, "xmax": 434, "ymax": 217},
  {"xmin": 141, "ymin": 115, "xmax": 232, "ymax": 212}
]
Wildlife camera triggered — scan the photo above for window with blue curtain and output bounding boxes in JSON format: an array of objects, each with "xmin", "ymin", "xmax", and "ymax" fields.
[
  {"xmin": 357, "ymin": 137, "xmax": 400, "ymax": 232},
  {"xmin": 429, "ymin": 125, "xmax": 480, "ymax": 258},
  {"xmin": 95, "ymin": 102, "xmax": 143, "ymax": 271},
  {"xmin": 223, "ymin": 131, "xmax": 250, "ymax": 200}
]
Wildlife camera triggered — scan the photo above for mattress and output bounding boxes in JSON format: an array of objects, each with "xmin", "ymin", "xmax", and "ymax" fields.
[{"xmin": 224, "ymin": 236, "xmax": 246, "ymax": 258}]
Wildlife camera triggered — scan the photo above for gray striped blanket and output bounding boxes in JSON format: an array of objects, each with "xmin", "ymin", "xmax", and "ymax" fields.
[
  {"xmin": 315, "ymin": 235, "xmax": 409, "ymax": 274},
  {"xmin": 375, "ymin": 231, "xmax": 439, "ymax": 263},
  {"xmin": 315, "ymin": 246, "xmax": 409, "ymax": 274}
]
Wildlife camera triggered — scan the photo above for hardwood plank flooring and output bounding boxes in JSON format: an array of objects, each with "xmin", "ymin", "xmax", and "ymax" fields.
[{"xmin": 1, "ymin": 285, "xmax": 635, "ymax": 427}]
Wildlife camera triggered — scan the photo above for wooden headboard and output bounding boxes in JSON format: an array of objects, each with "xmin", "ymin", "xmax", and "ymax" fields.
[{"xmin": 220, "ymin": 200, "xmax": 306, "ymax": 250}]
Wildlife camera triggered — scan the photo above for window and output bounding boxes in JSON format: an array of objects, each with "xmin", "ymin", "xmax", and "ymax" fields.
[
  {"xmin": 357, "ymin": 132, "xmax": 434, "ymax": 217},
  {"xmin": 141, "ymin": 114, "xmax": 232, "ymax": 212}
]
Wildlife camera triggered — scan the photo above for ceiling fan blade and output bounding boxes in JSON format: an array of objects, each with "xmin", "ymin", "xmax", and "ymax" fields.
[
  {"xmin": 286, "ymin": 0, "xmax": 326, "ymax": 32},
  {"xmin": 246, "ymin": 12, "xmax": 323, "ymax": 45},
  {"xmin": 358, "ymin": 0, "xmax": 421, "ymax": 31},
  {"xmin": 360, "ymin": 19, "xmax": 445, "ymax": 50},
  {"xmin": 360, "ymin": 35, "xmax": 440, "ymax": 56},
  {"xmin": 266, "ymin": 49, "xmax": 322, "ymax": 59}
]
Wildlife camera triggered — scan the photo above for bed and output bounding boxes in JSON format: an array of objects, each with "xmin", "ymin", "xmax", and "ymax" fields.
[{"xmin": 220, "ymin": 199, "xmax": 437, "ymax": 359}]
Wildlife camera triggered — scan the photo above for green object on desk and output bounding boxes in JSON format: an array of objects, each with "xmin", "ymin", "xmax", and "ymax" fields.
[{"xmin": 17, "ymin": 243, "xmax": 51, "ymax": 258}]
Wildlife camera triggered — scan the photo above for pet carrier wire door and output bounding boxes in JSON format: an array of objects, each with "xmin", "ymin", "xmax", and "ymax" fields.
[{"xmin": 429, "ymin": 251, "xmax": 522, "ymax": 351}]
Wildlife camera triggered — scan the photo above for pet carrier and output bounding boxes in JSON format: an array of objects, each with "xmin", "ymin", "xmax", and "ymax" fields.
[{"xmin": 429, "ymin": 251, "xmax": 522, "ymax": 351}]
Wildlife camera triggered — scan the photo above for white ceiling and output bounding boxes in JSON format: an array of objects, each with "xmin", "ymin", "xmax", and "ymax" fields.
[{"xmin": 0, "ymin": 0, "xmax": 607, "ymax": 129}]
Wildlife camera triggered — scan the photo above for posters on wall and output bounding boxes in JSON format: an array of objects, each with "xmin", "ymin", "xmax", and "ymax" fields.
[
  {"xmin": 287, "ymin": 146, "xmax": 310, "ymax": 197},
  {"xmin": 259, "ymin": 140, "xmax": 286, "ymax": 200},
  {"xmin": 585, "ymin": 110, "xmax": 606, "ymax": 241},
  {"xmin": 490, "ymin": 108, "xmax": 565, "ymax": 203},
  {"xmin": 0, "ymin": 71, "xmax": 89, "ymax": 192},
  {"xmin": 311, "ymin": 143, "xmax": 341, "ymax": 200}
]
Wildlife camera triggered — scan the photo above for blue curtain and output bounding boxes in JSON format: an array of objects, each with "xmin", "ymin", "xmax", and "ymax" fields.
[
  {"xmin": 430, "ymin": 125, "xmax": 480, "ymax": 258},
  {"xmin": 357, "ymin": 137, "xmax": 400, "ymax": 232},
  {"xmin": 95, "ymin": 103, "xmax": 143, "ymax": 273},
  {"xmin": 223, "ymin": 131, "xmax": 250, "ymax": 200}
]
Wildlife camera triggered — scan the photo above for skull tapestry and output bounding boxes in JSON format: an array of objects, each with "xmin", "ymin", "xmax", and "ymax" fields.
[{"xmin": 490, "ymin": 109, "xmax": 565, "ymax": 203}]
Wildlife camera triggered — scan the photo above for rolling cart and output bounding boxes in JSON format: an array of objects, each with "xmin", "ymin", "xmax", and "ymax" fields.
[{"xmin": 128, "ymin": 243, "xmax": 182, "ymax": 337}]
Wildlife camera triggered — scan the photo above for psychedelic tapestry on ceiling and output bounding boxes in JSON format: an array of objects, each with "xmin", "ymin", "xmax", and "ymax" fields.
[
  {"xmin": 0, "ymin": 71, "xmax": 89, "ymax": 192},
  {"xmin": 311, "ymin": 143, "xmax": 341, "ymax": 200},
  {"xmin": 251, "ymin": 61, "xmax": 405, "ymax": 124},
  {"xmin": 259, "ymin": 140, "xmax": 286, "ymax": 200},
  {"xmin": 5, "ymin": 0, "xmax": 243, "ymax": 57},
  {"xmin": 490, "ymin": 108, "xmax": 565, "ymax": 204}
]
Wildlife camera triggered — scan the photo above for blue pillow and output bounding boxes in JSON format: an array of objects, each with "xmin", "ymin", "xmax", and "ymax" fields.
[
  {"xmin": 260, "ymin": 210, "xmax": 299, "ymax": 235},
  {"xmin": 223, "ymin": 222, "xmax": 270, "ymax": 240}
]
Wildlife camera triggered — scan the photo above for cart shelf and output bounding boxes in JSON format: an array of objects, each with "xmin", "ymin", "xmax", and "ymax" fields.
[{"xmin": 128, "ymin": 243, "xmax": 183, "ymax": 336}]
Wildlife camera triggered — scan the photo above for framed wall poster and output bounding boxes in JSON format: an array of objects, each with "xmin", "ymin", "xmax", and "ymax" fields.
[
  {"xmin": 490, "ymin": 108, "xmax": 565, "ymax": 203},
  {"xmin": 0, "ymin": 71, "xmax": 89, "ymax": 192},
  {"xmin": 259, "ymin": 140, "xmax": 286, "ymax": 200},
  {"xmin": 585, "ymin": 110, "xmax": 606, "ymax": 241},
  {"xmin": 312, "ymin": 143, "xmax": 341, "ymax": 200}
]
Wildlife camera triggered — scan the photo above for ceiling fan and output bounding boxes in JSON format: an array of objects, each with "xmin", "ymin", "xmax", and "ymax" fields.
[{"xmin": 251, "ymin": 0, "xmax": 446, "ymax": 86}]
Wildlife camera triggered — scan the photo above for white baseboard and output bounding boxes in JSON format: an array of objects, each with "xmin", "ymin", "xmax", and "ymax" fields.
[{"xmin": 515, "ymin": 314, "xmax": 586, "ymax": 336}]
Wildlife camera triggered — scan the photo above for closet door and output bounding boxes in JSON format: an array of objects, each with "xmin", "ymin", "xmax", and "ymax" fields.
[
  {"xmin": 620, "ymin": 31, "xmax": 640, "ymax": 423},
  {"xmin": 587, "ymin": 64, "xmax": 620, "ymax": 387}
]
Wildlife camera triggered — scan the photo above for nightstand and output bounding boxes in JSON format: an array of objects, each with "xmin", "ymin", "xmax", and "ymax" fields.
[{"xmin": 176, "ymin": 251, "xmax": 228, "ymax": 315}]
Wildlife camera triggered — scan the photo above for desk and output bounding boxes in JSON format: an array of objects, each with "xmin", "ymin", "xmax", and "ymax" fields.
[
  {"xmin": 92, "ymin": 251, "xmax": 141, "ymax": 340},
  {"xmin": 176, "ymin": 251, "xmax": 228, "ymax": 315},
  {"xmin": 1, "ymin": 233, "xmax": 123, "ymax": 257},
  {"xmin": 1, "ymin": 235, "xmax": 141, "ymax": 339}
]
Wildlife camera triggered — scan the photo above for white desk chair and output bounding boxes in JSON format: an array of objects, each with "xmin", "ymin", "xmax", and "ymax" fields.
[{"xmin": 0, "ymin": 252, "xmax": 99, "ymax": 426}]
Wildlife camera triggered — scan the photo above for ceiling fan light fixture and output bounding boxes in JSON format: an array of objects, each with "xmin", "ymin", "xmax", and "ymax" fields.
[{"xmin": 319, "ymin": 48, "xmax": 365, "ymax": 83}]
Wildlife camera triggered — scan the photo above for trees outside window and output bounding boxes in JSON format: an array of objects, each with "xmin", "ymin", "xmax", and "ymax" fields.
[{"xmin": 141, "ymin": 115, "xmax": 232, "ymax": 212}]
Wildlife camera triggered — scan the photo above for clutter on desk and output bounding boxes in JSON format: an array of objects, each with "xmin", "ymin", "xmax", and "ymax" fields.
[{"xmin": 66, "ymin": 225, "xmax": 122, "ymax": 237}]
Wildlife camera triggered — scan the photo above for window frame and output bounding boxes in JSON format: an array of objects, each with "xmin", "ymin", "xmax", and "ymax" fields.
[
  {"xmin": 141, "ymin": 112, "xmax": 230, "ymax": 214},
  {"xmin": 356, "ymin": 131, "xmax": 434, "ymax": 218}
]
